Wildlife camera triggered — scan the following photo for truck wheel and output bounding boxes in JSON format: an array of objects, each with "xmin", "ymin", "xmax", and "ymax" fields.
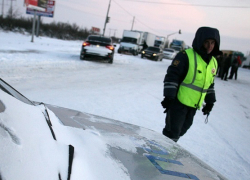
[{"xmin": 133, "ymin": 50, "xmax": 137, "ymax": 56}]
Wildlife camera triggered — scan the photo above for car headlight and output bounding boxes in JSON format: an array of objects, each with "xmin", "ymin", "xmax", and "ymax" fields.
[
  {"xmin": 153, "ymin": 53, "xmax": 156, "ymax": 56},
  {"xmin": 142, "ymin": 51, "xmax": 145, "ymax": 54}
]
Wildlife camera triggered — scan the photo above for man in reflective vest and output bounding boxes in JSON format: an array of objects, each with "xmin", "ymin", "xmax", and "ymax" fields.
[{"xmin": 161, "ymin": 27, "xmax": 221, "ymax": 142}]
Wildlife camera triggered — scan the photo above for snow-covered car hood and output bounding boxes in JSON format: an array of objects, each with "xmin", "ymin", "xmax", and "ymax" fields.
[
  {"xmin": 0, "ymin": 78, "xmax": 227, "ymax": 180},
  {"xmin": 47, "ymin": 104, "xmax": 227, "ymax": 180}
]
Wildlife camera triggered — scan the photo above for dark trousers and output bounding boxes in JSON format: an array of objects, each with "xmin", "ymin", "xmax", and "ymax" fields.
[
  {"xmin": 221, "ymin": 67, "xmax": 230, "ymax": 80},
  {"xmin": 217, "ymin": 64, "xmax": 221, "ymax": 76},
  {"xmin": 229, "ymin": 66, "xmax": 238, "ymax": 80},
  {"xmin": 163, "ymin": 99, "xmax": 197, "ymax": 142}
]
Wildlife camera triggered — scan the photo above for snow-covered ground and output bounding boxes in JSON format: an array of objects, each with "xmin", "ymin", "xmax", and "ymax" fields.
[{"xmin": 1, "ymin": 31, "xmax": 250, "ymax": 180}]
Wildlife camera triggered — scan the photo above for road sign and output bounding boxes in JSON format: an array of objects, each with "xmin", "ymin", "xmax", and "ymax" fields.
[{"xmin": 26, "ymin": 0, "xmax": 55, "ymax": 18}]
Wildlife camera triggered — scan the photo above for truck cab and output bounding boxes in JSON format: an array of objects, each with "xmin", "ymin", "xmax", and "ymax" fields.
[
  {"xmin": 169, "ymin": 39, "xmax": 186, "ymax": 52},
  {"xmin": 118, "ymin": 30, "xmax": 144, "ymax": 56}
]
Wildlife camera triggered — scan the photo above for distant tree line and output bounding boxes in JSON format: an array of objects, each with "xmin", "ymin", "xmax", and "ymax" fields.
[{"xmin": 0, "ymin": 14, "xmax": 120, "ymax": 43}]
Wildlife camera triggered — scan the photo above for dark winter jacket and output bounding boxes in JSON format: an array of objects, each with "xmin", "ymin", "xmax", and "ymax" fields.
[
  {"xmin": 163, "ymin": 27, "xmax": 221, "ymax": 105},
  {"xmin": 232, "ymin": 56, "xmax": 242, "ymax": 68}
]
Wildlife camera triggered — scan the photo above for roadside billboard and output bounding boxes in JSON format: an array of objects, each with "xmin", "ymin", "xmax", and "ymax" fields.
[
  {"xmin": 26, "ymin": 0, "xmax": 55, "ymax": 18},
  {"xmin": 92, "ymin": 27, "xmax": 100, "ymax": 34},
  {"xmin": 25, "ymin": 0, "xmax": 48, "ymax": 9}
]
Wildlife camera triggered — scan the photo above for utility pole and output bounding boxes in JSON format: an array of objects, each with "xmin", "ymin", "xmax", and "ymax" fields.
[
  {"xmin": 166, "ymin": 29, "xmax": 181, "ymax": 48},
  {"xmin": 103, "ymin": 0, "xmax": 111, "ymax": 36},
  {"xmin": 1, "ymin": 0, "xmax": 4, "ymax": 17},
  {"xmin": 113, "ymin": 29, "xmax": 117, "ymax": 37},
  {"xmin": 8, "ymin": 0, "xmax": 16, "ymax": 18},
  {"xmin": 131, "ymin": 16, "xmax": 135, "ymax": 30},
  {"xmin": 109, "ymin": 28, "xmax": 111, "ymax": 37},
  {"xmin": 109, "ymin": 28, "xmax": 117, "ymax": 37},
  {"xmin": 31, "ymin": 10, "xmax": 37, "ymax": 42},
  {"xmin": 36, "ymin": 15, "xmax": 41, "ymax": 37},
  {"xmin": 10, "ymin": 0, "xmax": 12, "ymax": 18},
  {"xmin": 167, "ymin": 29, "xmax": 181, "ymax": 39}
]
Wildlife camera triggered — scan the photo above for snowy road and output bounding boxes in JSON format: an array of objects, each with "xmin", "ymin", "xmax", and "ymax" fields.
[{"xmin": 1, "ymin": 31, "xmax": 250, "ymax": 180}]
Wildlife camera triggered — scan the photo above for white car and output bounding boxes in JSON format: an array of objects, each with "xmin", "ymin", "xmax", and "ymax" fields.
[
  {"xmin": 80, "ymin": 35, "xmax": 116, "ymax": 64},
  {"xmin": 0, "ymin": 78, "xmax": 227, "ymax": 180},
  {"xmin": 163, "ymin": 48, "xmax": 178, "ymax": 60}
]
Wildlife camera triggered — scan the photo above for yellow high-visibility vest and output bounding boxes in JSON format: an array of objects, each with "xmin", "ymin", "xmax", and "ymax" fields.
[{"xmin": 177, "ymin": 48, "xmax": 217, "ymax": 109}]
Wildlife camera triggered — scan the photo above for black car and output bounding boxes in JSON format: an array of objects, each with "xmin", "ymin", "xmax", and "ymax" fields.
[
  {"xmin": 80, "ymin": 35, "xmax": 116, "ymax": 64},
  {"xmin": 141, "ymin": 46, "xmax": 163, "ymax": 61}
]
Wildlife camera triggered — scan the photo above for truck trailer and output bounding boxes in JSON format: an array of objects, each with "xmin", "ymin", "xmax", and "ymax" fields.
[{"xmin": 142, "ymin": 32, "xmax": 156, "ymax": 48}]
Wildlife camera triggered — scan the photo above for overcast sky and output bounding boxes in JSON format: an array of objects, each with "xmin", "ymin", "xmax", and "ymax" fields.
[{"xmin": 4, "ymin": 0, "xmax": 250, "ymax": 54}]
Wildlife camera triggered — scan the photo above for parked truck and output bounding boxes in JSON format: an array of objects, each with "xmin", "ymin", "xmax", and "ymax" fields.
[
  {"xmin": 142, "ymin": 32, "xmax": 156, "ymax": 48},
  {"xmin": 169, "ymin": 39, "xmax": 186, "ymax": 52},
  {"xmin": 118, "ymin": 30, "xmax": 144, "ymax": 56},
  {"xmin": 118, "ymin": 30, "xmax": 159, "ymax": 55},
  {"xmin": 154, "ymin": 36, "xmax": 169, "ymax": 49}
]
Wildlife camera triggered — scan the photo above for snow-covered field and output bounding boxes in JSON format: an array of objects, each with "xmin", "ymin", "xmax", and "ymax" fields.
[{"xmin": 1, "ymin": 31, "xmax": 250, "ymax": 180}]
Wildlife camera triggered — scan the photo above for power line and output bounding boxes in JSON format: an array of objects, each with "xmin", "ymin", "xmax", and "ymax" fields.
[
  {"xmin": 112, "ymin": 0, "xmax": 250, "ymax": 35},
  {"xmin": 134, "ymin": 18, "xmax": 163, "ymax": 35},
  {"xmin": 123, "ymin": 0, "xmax": 250, "ymax": 9},
  {"xmin": 66, "ymin": 8, "xmax": 129, "ymax": 24},
  {"xmin": 83, "ymin": 0, "xmax": 161, "ymax": 34},
  {"xmin": 112, "ymin": 0, "xmax": 134, "ymax": 17},
  {"xmin": 113, "ymin": 0, "xmax": 164, "ymax": 35}
]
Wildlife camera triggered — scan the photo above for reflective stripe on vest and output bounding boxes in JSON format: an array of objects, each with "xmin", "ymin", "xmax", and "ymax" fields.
[{"xmin": 177, "ymin": 49, "xmax": 217, "ymax": 109}]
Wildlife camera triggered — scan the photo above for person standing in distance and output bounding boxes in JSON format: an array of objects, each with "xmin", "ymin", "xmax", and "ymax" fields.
[
  {"xmin": 161, "ymin": 27, "xmax": 221, "ymax": 142},
  {"xmin": 221, "ymin": 54, "xmax": 232, "ymax": 81}
]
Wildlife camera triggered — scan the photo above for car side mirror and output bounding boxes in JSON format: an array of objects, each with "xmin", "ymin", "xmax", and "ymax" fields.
[{"xmin": 113, "ymin": 44, "xmax": 116, "ymax": 47}]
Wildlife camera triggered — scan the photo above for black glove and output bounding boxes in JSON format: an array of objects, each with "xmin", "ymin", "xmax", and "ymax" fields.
[
  {"xmin": 161, "ymin": 97, "xmax": 174, "ymax": 112},
  {"xmin": 202, "ymin": 104, "xmax": 214, "ymax": 115}
]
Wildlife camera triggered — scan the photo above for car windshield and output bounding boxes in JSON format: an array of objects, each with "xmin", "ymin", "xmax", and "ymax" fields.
[
  {"xmin": 0, "ymin": 78, "xmax": 34, "ymax": 105},
  {"xmin": 121, "ymin": 37, "xmax": 137, "ymax": 44},
  {"xmin": 147, "ymin": 47, "xmax": 160, "ymax": 52},
  {"xmin": 88, "ymin": 36, "xmax": 111, "ymax": 43},
  {"xmin": 172, "ymin": 40, "xmax": 183, "ymax": 46},
  {"xmin": 154, "ymin": 40, "xmax": 162, "ymax": 46}
]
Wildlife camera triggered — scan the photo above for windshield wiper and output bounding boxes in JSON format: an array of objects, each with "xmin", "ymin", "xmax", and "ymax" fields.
[{"xmin": 38, "ymin": 102, "xmax": 57, "ymax": 140}]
